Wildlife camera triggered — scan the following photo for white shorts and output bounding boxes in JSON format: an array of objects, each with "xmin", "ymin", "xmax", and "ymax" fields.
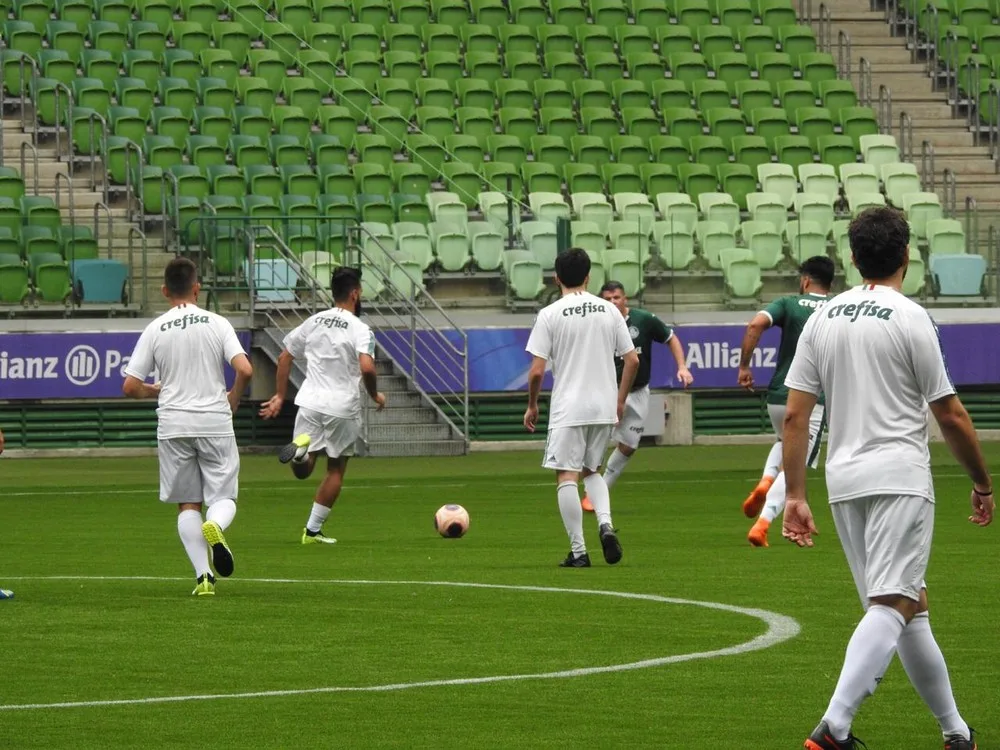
[
  {"xmin": 294, "ymin": 407, "xmax": 361, "ymax": 459},
  {"xmin": 158, "ymin": 436, "xmax": 240, "ymax": 506},
  {"xmin": 767, "ymin": 402, "xmax": 826, "ymax": 469},
  {"xmin": 831, "ymin": 494, "xmax": 933, "ymax": 605},
  {"xmin": 542, "ymin": 424, "xmax": 614, "ymax": 473},
  {"xmin": 611, "ymin": 386, "xmax": 650, "ymax": 450}
]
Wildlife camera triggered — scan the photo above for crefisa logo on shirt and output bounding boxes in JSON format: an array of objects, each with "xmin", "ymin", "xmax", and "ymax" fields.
[
  {"xmin": 561, "ymin": 301, "xmax": 607, "ymax": 318},
  {"xmin": 826, "ymin": 299, "xmax": 894, "ymax": 322},
  {"xmin": 160, "ymin": 313, "xmax": 210, "ymax": 332},
  {"xmin": 316, "ymin": 316, "xmax": 349, "ymax": 330}
]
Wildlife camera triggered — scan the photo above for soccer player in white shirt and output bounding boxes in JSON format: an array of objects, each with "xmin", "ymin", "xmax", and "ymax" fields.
[
  {"xmin": 781, "ymin": 208, "xmax": 993, "ymax": 750},
  {"xmin": 523, "ymin": 249, "xmax": 639, "ymax": 567},
  {"xmin": 0, "ymin": 425, "xmax": 11, "ymax": 600},
  {"xmin": 123, "ymin": 258, "xmax": 253, "ymax": 597},
  {"xmin": 259, "ymin": 267, "xmax": 385, "ymax": 544}
]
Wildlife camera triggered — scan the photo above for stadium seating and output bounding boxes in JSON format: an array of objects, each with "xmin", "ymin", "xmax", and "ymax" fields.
[{"xmin": 0, "ymin": 0, "xmax": 965, "ymax": 306}]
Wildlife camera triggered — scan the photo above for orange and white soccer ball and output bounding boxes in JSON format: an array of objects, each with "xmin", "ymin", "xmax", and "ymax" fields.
[{"xmin": 434, "ymin": 504, "xmax": 470, "ymax": 538}]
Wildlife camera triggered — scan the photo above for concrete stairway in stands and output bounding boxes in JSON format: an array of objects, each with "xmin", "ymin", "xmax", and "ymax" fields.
[{"xmin": 816, "ymin": 0, "xmax": 1000, "ymax": 217}]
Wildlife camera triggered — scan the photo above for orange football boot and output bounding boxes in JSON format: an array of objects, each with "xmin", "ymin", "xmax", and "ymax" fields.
[
  {"xmin": 581, "ymin": 496, "xmax": 594, "ymax": 512},
  {"xmin": 747, "ymin": 517, "xmax": 770, "ymax": 548},
  {"xmin": 742, "ymin": 475, "xmax": 775, "ymax": 518}
]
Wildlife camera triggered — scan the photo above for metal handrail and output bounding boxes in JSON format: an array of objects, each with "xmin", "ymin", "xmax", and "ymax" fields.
[
  {"xmin": 969, "ymin": 58, "xmax": 984, "ymax": 139},
  {"xmin": 965, "ymin": 197, "xmax": 979, "ymax": 259},
  {"xmin": 859, "ymin": 57, "xmax": 873, "ymax": 106},
  {"xmin": 943, "ymin": 33, "xmax": 955, "ymax": 104},
  {"xmin": 161, "ymin": 170, "xmax": 181, "ymax": 251},
  {"xmin": 837, "ymin": 29, "xmax": 852, "ymax": 78},
  {"xmin": 921, "ymin": 140, "xmax": 936, "ymax": 193},
  {"xmin": 74, "ymin": 111, "xmax": 108, "ymax": 192},
  {"xmin": 54, "ymin": 172, "xmax": 74, "ymax": 230},
  {"xmin": 123, "ymin": 141, "xmax": 144, "ymax": 224},
  {"xmin": 899, "ymin": 111, "xmax": 914, "ymax": 162},
  {"xmin": 878, "ymin": 85, "xmax": 893, "ymax": 133},
  {"xmin": 51, "ymin": 81, "xmax": 73, "ymax": 161},
  {"xmin": 20, "ymin": 56, "xmax": 40, "ymax": 136},
  {"xmin": 19, "ymin": 141, "xmax": 39, "ymax": 196},
  {"xmin": 127, "ymin": 226, "xmax": 148, "ymax": 311},
  {"xmin": 93, "ymin": 201, "xmax": 114, "ymax": 260},
  {"xmin": 924, "ymin": 4, "xmax": 940, "ymax": 77},
  {"xmin": 242, "ymin": 222, "xmax": 470, "ymax": 447},
  {"xmin": 942, "ymin": 168, "xmax": 957, "ymax": 216},
  {"xmin": 799, "ymin": 0, "xmax": 813, "ymax": 25},
  {"xmin": 988, "ymin": 83, "xmax": 1000, "ymax": 161}
]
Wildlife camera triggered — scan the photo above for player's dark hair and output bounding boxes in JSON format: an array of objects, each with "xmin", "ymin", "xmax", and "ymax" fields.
[
  {"xmin": 554, "ymin": 247, "xmax": 591, "ymax": 289},
  {"xmin": 331, "ymin": 266, "xmax": 362, "ymax": 302},
  {"xmin": 600, "ymin": 281, "xmax": 625, "ymax": 295},
  {"xmin": 163, "ymin": 256, "xmax": 198, "ymax": 298},
  {"xmin": 849, "ymin": 207, "xmax": 910, "ymax": 280},
  {"xmin": 798, "ymin": 256, "xmax": 835, "ymax": 290}
]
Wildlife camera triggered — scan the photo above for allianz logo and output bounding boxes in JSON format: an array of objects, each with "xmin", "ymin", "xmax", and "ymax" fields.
[
  {"xmin": 685, "ymin": 342, "xmax": 777, "ymax": 369},
  {"xmin": 0, "ymin": 347, "xmax": 143, "ymax": 386}
]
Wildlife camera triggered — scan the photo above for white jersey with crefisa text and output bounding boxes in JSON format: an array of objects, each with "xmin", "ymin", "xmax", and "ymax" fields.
[
  {"xmin": 526, "ymin": 291, "xmax": 635, "ymax": 429},
  {"xmin": 784, "ymin": 284, "xmax": 955, "ymax": 503},
  {"xmin": 124, "ymin": 303, "xmax": 246, "ymax": 440},
  {"xmin": 283, "ymin": 307, "xmax": 375, "ymax": 420}
]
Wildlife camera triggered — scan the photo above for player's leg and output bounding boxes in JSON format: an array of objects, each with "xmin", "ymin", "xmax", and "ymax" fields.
[
  {"xmin": 302, "ymin": 416, "xmax": 359, "ymax": 544},
  {"xmin": 198, "ymin": 436, "xmax": 240, "ymax": 578},
  {"xmin": 280, "ymin": 408, "xmax": 320, "ymax": 479},
  {"xmin": 583, "ymin": 425, "xmax": 621, "ymax": 564},
  {"xmin": 808, "ymin": 496, "xmax": 927, "ymax": 748},
  {"xmin": 543, "ymin": 427, "xmax": 589, "ymax": 567},
  {"xmin": 161, "ymin": 438, "xmax": 214, "ymax": 595},
  {"xmin": 742, "ymin": 404, "xmax": 785, "ymax": 518},
  {"xmin": 892, "ymin": 506, "xmax": 973, "ymax": 747},
  {"xmin": 584, "ymin": 389, "xmax": 644, "ymax": 512}
]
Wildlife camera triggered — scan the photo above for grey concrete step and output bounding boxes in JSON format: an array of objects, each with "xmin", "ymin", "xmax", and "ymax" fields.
[
  {"xmin": 367, "ymin": 407, "xmax": 440, "ymax": 426},
  {"xmin": 367, "ymin": 423, "xmax": 456, "ymax": 442},
  {"xmin": 367, "ymin": 439, "xmax": 467, "ymax": 457}
]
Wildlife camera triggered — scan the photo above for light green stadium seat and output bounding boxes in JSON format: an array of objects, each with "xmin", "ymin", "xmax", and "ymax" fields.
[
  {"xmin": 571, "ymin": 193, "xmax": 613, "ymax": 234},
  {"xmin": 609, "ymin": 220, "xmax": 650, "ymax": 265},
  {"xmin": 468, "ymin": 221, "xmax": 504, "ymax": 271},
  {"xmin": 521, "ymin": 220, "xmax": 559, "ymax": 270},
  {"xmin": 859, "ymin": 134, "xmax": 901, "ymax": 167},
  {"xmin": 613, "ymin": 193, "xmax": 655, "ymax": 234},
  {"xmin": 902, "ymin": 257, "xmax": 926, "ymax": 296},
  {"xmin": 793, "ymin": 193, "xmax": 835, "ymax": 238},
  {"xmin": 394, "ymin": 230, "xmax": 434, "ymax": 271},
  {"xmin": 427, "ymin": 192, "xmax": 468, "ymax": 226},
  {"xmin": 721, "ymin": 248, "xmax": 763, "ymax": 298},
  {"xmin": 503, "ymin": 249, "xmax": 544, "ymax": 300},
  {"xmin": 653, "ymin": 221, "xmax": 695, "ymax": 269},
  {"xmin": 746, "ymin": 191, "xmax": 789, "ymax": 234},
  {"xmin": 696, "ymin": 220, "xmax": 735, "ymax": 269},
  {"xmin": 740, "ymin": 220, "xmax": 784, "ymax": 269},
  {"xmin": 882, "ymin": 162, "xmax": 922, "ymax": 208},
  {"xmin": 601, "ymin": 249, "xmax": 643, "ymax": 297},
  {"xmin": 655, "ymin": 193, "xmax": 698, "ymax": 233},
  {"xmin": 797, "ymin": 163, "xmax": 839, "ymax": 204},
  {"xmin": 430, "ymin": 221, "xmax": 470, "ymax": 271},
  {"xmin": 925, "ymin": 219, "xmax": 966, "ymax": 254},
  {"xmin": 847, "ymin": 192, "xmax": 886, "ymax": 216},
  {"xmin": 757, "ymin": 163, "xmax": 797, "ymax": 209},
  {"xmin": 571, "ymin": 220, "xmax": 607, "ymax": 257},
  {"xmin": 785, "ymin": 219, "xmax": 827, "ymax": 263},
  {"xmin": 478, "ymin": 191, "xmax": 514, "ymax": 230},
  {"xmin": 698, "ymin": 192, "xmax": 741, "ymax": 234},
  {"xmin": 903, "ymin": 192, "xmax": 944, "ymax": 239},
  {"xmin": 839, "ymin": 163, "xmax": 879, "ymax": 200}
]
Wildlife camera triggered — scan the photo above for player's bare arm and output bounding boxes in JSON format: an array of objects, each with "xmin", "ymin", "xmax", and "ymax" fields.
[
  {"xmin": 667, "ymin": 335, "xmax": 693, "ymax": 387},
  {"xmin": 929, "ymin": 394, "xmax": 995, "ymax": 526},
  {"xmin": 523, "ymin": 355, "xmax": 546, "ymax": 432},
  {"xmin": 359, "ymin": 353, "xmax": 386, "ymax": 411},
  {"xmin": 617, "ymin": 350, "xmax": 640, "ymax": 420},
  {"xmin": 228, "ymin": 353, "xmax": 253, "ymax": 415},
  {"xmin": 781, "ymin": 387, "xmax": 819, "ymax": 547},
  {"xmin": 738, "ymin": 313, "xmax": 771, "ymax": 390},
  {"xmin": 122, "ymin": 376, "xmax": 161, "ymax": 400},
  {"xmin": 259, "ymin": 349, "xmax": 294, "ymax": 419}
]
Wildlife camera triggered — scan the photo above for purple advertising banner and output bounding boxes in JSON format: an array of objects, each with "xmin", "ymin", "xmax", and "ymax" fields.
[
  {"xmin": 377, "ymin": 322, "xmax": 1000, "ymax": 393},
  {"xmin": 0, "ymin": 331, "xmax": 252, "ymax": 400}
]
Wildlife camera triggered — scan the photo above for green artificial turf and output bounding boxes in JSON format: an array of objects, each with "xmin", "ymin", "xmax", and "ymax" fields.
[{"xmin": 1, "ymin": 445, "xmax": 997, "ymax": 749}]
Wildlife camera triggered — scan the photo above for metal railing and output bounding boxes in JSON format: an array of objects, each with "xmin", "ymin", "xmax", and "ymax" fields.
[
  {"xmin": 966, "ymin": 197, "xmax": 980, "ymax": 258},
  {"xmin": 799, "ymin": 0, "xmax": 813, "ymax": 25},
  {"xmin": 899, "ymin": 111, "xmax": 914, "ymax": 161},
  {"xmin": 127, "ymin": 226, "xmax": 149, "ymax": 311},
  {"xmin": 54, "ymin": 171, "xmax": 75, "ymax": 230},
  {"xmin": 943, "ymin": 169, "xmax": 958, "ymax": 216},
  {"xmin": 859, "ymin": 57, "xmax": 873, "ymax": 106},
  {"xmin": 836, "ymin": 29, "xmax": 852, "ymax": 78},
  {"xmin": 921, "ymin": 140, "xmax": 936, "ymax": 193},
  {"xmin": 93, "ymin": 202, "xmax": 115, "ymax": 259},
  {"xmin": 19, "ymin": 141, "xmax": 38, "ymax": 196},
  {"xmin": 66, "ymin": 110, "xmax": 108, "ymax": 192},
  {"xmin": 922, "ymin": 4, "xmax": 941, "ymax": 76},
  {"xmin": 878, "ymin": 85, "xmax": 893, "ymax": 133}
]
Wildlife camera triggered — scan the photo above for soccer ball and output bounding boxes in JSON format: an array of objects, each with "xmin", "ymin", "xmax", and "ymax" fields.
[{"xmin": 434, "ymin": 504, "xmax": 469, "ymax": 538}]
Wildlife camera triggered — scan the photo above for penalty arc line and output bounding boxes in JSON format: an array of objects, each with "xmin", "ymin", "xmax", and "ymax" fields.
[{"xmin": 0, "ymin": 577, "xmax": 801, "ymax": 713}]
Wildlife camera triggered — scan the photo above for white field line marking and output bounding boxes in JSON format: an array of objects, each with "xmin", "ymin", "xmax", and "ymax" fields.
[
  {"xmin": 0, "ymin": 471, "xmax": 975, "ymax": 499},
  {"xmin": 0, "ymin": 578, "xmax": 800, "ymax": 712}
]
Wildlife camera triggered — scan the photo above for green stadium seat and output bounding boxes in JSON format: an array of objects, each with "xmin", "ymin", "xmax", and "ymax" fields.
[
  {"xmin": 649, "ymin": 135, "xmax": 690, "ymax": 167},
  {"xmin": 756, "ymin": 0, "xmax": 797, "ymax": 28},
  {"xmin": 740, "ymin": 220, "xmax": 783, "ymax": 269},
  {"xmin": 882, "ymin": 162, "xmax": 922, "ymax": 208},
  {"xmin": 713, "ymin": 52, "xmax": 753, "ymax": 94},
  {"xmin": 732, "ymin": 135, "xmax": 772, "ymax": 172},
  {"xmin": 785, "ymin": 219, "xmax": 826, "ymax": 263},
  {"xmin": 541, "ymin": 107, "xmax": 579, "ymax": 144},
  {"xmin": 699, "ymin": 192, "xmax": 741, "ymax": 233},
  {"xmin": 718, "ymin": 164, "xmax": 756, "ymax": 210},
  {"xmin": 699, "ymin": 24, "xmax": 736, "ymax": 58},
  {"xmin": 675, "ymin": 0, "xmax": 712, "ymax": 27},
  {"xmin": 657, "ymin": 25, "xmax": 695, "ymax": 57},
  {"xmin": 690, "ymin": 135, "xmax": 729, "ymax": 169},
  {"xmin": 503, "ymin": 249, "xmax": 544, "ymax": 300},
  {"xmin": 537, "ymin": 80, "xmax": 574, "ymax": 110},
  {"xmin": 751, "ymin": 107, "xmax": 790, "ymax": 150},
  {"xmin": 164, "ymin": 48, "xmax": 201, "ymax": 87},
  {"xmin": 613, "ymin": 192, "xmax": 655, "ymax": 232},
  {"xmin": 839, "ymin": 107, "xmax": 881, "ymax": 148},
  {"xmin": 756, "ymin": 163, "xmax": 796, "ymax": 208},
  {"xmin": 721, "ymin": 249, "xmax": 763, "ymax": 298},
  {"xmin": 669, "ymin": 52, "xmax": 709, "ymax": 86},
  {"xmin": 859, "ymin": 134, "xmax": 901, "ymax": 167},
  {"xmin": 778, "ymin": 80, "xmax": 818, "ymax": 115},
  {"xmin": 818, "ymin": 135, "xmax": 858, "ymax": 170},
  {"xmin": 747, "ymin": 191, "xmax": 788, "ymax": 233},
  {"xmin": 756, "ymin": 52, "xmax": 794, "ymax": 92},
  {"xmin": 778, "ymin": 24, "xmax": 818, "ymax": 66},
  {"xmin": 799, "ymin": 52, "xmax": 839, "ymax": 93},
  {"xmin": 655, "ymin": 193, "xmax": 698, "ymax": 232},
  {"xmin": 696, "ymin": 220, "xmax": 734, "ymax": 269},
  {"xmin": 738, "ymin": 25, "xmax": 776, "ymax": 61},
  {"xmin": 794, "ymin": 192, "xmax": 835, "ymax": 238},
  {"xmin": 839, "ymin": 162, "xmax": 879, "ymax": 200},
  {"xmin": 775, "ymin": 135, "xmax": 815, "ymax": 171},
  {"xmin": 903, "ymin": 192, "xmax": 944, "ymax": 238},
  {"xmin": 663, "ymin": 107, "xmax": 704, "ymax": 145},
  {"xmin": 693, "ymin": 80, "xmax": 732, "ymax": 113},
  {"xmin": 574, "ymin": 79, "xmax": 614, "ymax": 110},
  {"xmin": 82, "ymin": 50, "xmax": 119, "ymax": 91},
  {"xmin": 581, "ymin": 107, "xmax": 621, "ymax": 146},
  {"xmin": 819, "ymin": 79, "xmax": 858, "ymax": 116},
  {"xmin": 798, "ymin": 163, "xmax": 840, "ymax": 203},
  {"xmin": 795, "ymin": 107, "xmax": 836, "ymax": 149}
]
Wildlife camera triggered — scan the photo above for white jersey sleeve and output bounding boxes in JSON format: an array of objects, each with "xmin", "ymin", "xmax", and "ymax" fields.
[
  {"xmin": 784, "ymin": 316, "xmax": 822, "ymax": 396},
  {"xmin": 356, "ymin": 321, "xmax": 376, "ymax": 359},
  {"xmin": 908, "ymin": 311, "xmax": 956, "ymax": 403},
  {"xmin": 124, "ymin": 324, "xmax": 155, "ymax": 381},
  {"xmin": 218, "ymin": 317, "xmax": 246, "ymax": 365},
  {"xmin": 613, "ymin": 312, "xmax": 636, "ymax": 357},
  {"xmin": 283, "ymin": 321, "xmax": 308, "ymax": 359},
  {"xmin": 525, "ymin": 311, "xmax": 551, "ymax": 360}
]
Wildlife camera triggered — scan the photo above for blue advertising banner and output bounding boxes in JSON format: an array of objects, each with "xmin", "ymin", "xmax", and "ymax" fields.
[
  {"xmin": 377, "ymin": 322, "xmax": 1000, "ymax": 393},
  {"xmin": 0, "ymin": 331, "xmax": 253, "ymax": 399}
]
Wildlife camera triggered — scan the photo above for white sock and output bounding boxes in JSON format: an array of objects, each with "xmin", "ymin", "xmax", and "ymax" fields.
[
  {"xmin": 763, "ymin": 441, "xmax": 782, "ymax": 479},
  {"xmin": 602, "ymin": 448, "xmax": 631, "ymax": 489},
  {"xmin": 557, "ymin": 481, "xmax": 586, "ymax": 556},
  {"xmin": 760, "ymin": 472, "xmax": 786, "ymax": 523},
  {"xmin": 306, "ymin": 502, "xmax": 332, "ymax": 533},
  {"xmin": 897, "ymin": 612, "xmax": 970, "ymax": 740},
  {"xmin": 177, "ymin": 509, "xmax": 211, "ymax": 578},
  {"xmin": 822, "ymin": 604, "xmax": 906, "ymax": 741},
  {"xmin": 206, "ymin": 499, "xmax": 237, "ymax": 531},
  {"xmin": 583, "ymin": 473, "xmax": 613, "ymax": 527}
]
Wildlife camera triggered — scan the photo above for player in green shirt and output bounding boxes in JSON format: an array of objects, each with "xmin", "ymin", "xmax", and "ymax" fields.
[
  {"xmin": 581, "ymin": 281, "xmax": 694, "ymax": 512},
  {"xmin": 736, "ymin": 256, "xmax": 834, "ymax": 547}
]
